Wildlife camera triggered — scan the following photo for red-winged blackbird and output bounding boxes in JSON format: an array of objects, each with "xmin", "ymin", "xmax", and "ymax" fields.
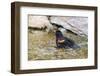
[{"xmin": 56, "ymin": 30, "xmax": 80, "ymax": 49}]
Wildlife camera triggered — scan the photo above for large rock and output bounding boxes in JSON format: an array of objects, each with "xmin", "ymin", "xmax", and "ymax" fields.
[
  {"xmin": 28, "ymin": 16, "xmax": 88, "ymax": 37},
  {"xmin": 50, "ymin": 16, "xmax": 88, "ymax": 37},
  {"xmin": 28, "ymin": 15, "xmax": 53, "ymax": 32}
]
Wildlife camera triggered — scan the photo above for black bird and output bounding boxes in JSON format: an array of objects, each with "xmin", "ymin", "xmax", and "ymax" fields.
[{"xmin": 56, "ymin": 30, "xmax": 80, "ymax": 49}]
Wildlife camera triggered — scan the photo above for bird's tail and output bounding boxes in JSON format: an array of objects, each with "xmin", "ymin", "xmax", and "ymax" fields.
[{"xmin": 72, "ymin": 44, "xmax": 80, "ymax": 49}]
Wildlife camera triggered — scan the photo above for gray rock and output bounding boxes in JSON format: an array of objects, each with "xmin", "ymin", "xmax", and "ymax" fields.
[
  {"xmin": 28, "ymin": 15, "xmax": 88, "ymax": 37},
  {"xmin": 50, "ymin": 16, "xmax": 88, "ymax": 37}
]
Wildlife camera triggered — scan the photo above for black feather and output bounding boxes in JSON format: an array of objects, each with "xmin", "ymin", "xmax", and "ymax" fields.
[{"xmin": 56, "ymin": 30, "xmax": 80, "ymax": 49}]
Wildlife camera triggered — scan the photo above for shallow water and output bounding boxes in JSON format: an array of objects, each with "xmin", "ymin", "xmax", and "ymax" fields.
[{"xmin": 28, "ymin": 29, "xmax": 88, "ymax": 60}]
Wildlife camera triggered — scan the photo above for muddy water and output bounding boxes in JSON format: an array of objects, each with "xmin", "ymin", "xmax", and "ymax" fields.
[{"xmin": 28, "ymin": 29, "xmax": 88, "ymax": 60}]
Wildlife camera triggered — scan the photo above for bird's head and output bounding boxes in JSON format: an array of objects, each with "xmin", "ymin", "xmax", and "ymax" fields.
[{"xmin": 56, "ymin": 30, "xmax": 65, "ymax": 43}]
